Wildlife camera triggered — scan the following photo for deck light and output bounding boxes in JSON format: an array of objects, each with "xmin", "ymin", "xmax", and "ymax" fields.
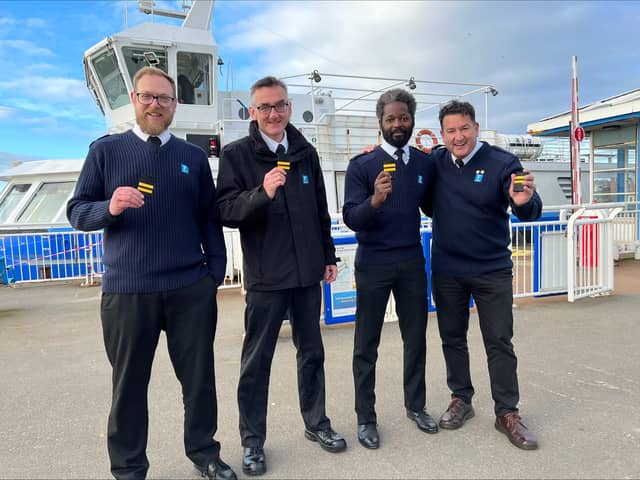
[{"xmin": 310, "ymin": 70, "xmax": 322, "ymax": 83}]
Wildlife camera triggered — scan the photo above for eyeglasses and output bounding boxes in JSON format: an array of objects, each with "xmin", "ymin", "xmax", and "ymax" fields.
[
  {"xmin": 135, "ymin": 92, "xmax": 175, "ymax": 108},
  {"xmin": 253, "ymin": 101, "xmax": 290, "ymax": 115}
]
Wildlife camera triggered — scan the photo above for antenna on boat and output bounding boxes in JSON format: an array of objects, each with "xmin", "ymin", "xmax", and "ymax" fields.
[
  {"xmin": 136, "ymin": 0, "xmax": 214, "ymax": 30},
  {"xmin": 137, "ymin": 0, "xmax": 188, "ymax": 20}
]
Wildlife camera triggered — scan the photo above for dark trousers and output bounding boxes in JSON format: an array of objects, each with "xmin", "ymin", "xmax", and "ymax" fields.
[
  {"xmin": 431, "ymin": 269, "xmax": 519, "ymax": 416},
  {"xmin": 238, "ymin": 284, "xmax": 330, "ymax": 448},
  {"xmin": 353, "ymin": 258, "xmax": 428, "ymax": 425},
  {"xmin": 101, "ymin": 275, "xmax": 220, "ymax": 479}
]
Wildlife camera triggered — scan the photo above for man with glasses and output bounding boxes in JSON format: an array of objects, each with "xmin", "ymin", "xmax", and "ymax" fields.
[
  {"xmin": 67, "ymin": 67, "xmax": 236, "ymax": 480},
  {"xmin": 216, "ymin": 76, "xmax": 346, "ymax": 476},
  {"xmin": 342, "ymin": 89, "xmax": 437, "ymax": 450}
]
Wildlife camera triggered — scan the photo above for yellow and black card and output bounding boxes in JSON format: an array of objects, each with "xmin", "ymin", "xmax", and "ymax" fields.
[
  {"xmin": 383, "ymin": 162, "xmax": 397, "ymax": 174},
  {"xmin": 138, "ymin": 175, "xmax": 154, "ymax": 196},
  {"xmin": 277, "ymin": 160, "xmax": 290, "ymax": 170}
]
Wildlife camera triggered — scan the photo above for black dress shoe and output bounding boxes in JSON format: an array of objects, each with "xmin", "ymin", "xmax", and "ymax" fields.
[
  {"xmin": 304, "ymin": 427, "xmax": 347, "ymax": 453},
  {"xmin": 406, "ymin": 409, "xmax": 439, "ymax": 434},
  {"xmin": 357, "ymin": 423, "xmax": 379, "ymax": 449},
  {"xmin": 242, "ymin": 447, "xmax": 266, "ymax": 476},
  {"xmin": 193, "ymin": 457, "xmax": 237, "ymax": 480}
]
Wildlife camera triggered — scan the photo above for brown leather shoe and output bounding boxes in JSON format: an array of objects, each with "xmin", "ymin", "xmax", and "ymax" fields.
[
  {"xmin": 439, "ymin": 398, "xmax": 474, "ymax": 429},
  {"xmin": 495, "ymin": 412, "xmax": 538, "ymax": 450}
]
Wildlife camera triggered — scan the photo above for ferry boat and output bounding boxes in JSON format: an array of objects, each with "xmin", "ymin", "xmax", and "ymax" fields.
[{"xmin": 0, "ymin": 0, "xmax": 593, "ymax": 283}]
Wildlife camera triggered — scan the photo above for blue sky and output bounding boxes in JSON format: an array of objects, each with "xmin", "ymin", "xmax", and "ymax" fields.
[{"xmin": 1, "ymin": 0, "xmax": 639, "ymax": 165}]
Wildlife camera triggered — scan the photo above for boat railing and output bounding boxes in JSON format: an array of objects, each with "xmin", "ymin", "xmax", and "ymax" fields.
[
  {"xmin": 214, "ymin": 113, "xmax": 441, "ymax": 164},
  {"xmin": 2, "ymin": 205, "xmax": 638, "ymax": 313},
  {"xmin": 0, "ymin": 229, "xmax": 105, "ymax": 286},
  {"xmin": 0, "ymin": 227, "xmax": 244, "ymax": 289}
]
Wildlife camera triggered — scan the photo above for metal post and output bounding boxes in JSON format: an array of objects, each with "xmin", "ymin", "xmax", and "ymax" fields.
[
  {"xmin": 309, "ymin": 74, "xmax": 319, "ymax": 155},
  {"xmin": 570, "ymin": 55, "xmax": 582, "ymax": 206},
  {"xmin": 484, "ymin": 88, "xmax": 489, "ymax": 129}
]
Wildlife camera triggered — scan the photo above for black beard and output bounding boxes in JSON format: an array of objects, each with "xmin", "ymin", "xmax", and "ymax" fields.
[{"xmin": 381, "ymin": 122, "xmax": 414, "ymax": 149}]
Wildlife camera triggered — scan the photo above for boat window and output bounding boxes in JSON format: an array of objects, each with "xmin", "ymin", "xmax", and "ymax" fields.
[
  {"xmin": 122, "ymin": 46, "xmax": 168, "ymax": 85},
  {"xmin": 592, "ymin": 144, "xmax": 636, "ymax": 203},
  {"xmin": 92, "ymin": 49, "xmax": 129, "ymax": 109},
  {"xmin": 177, "ymin": 52, "xmax": 212, "ymax": 105},
  {"xmin": 16, "ymin": 182, "xmax": 75, "ymax": 224},
  {"xmin": 0, "ymin": 183, "xmax": 30, "ymax": 224}
]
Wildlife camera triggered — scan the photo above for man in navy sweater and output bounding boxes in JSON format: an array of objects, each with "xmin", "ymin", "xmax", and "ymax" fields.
[
  {"xmin": 428, "ymin": 100, "xmax": 541, "ymax": 450},
  {"xmin": 67, "ymin": 67, "xmax": 235, "ymax": 480},
  {"xmin": 343, "ymin": 89, "xmax": 437, "ymax": 450}
]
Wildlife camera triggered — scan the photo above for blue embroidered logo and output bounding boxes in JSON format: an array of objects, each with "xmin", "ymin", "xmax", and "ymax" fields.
[
  {"xmin": 418, "ymin": 175, "xmax": 423, "ymax": 184},
  {"xmin": 302, "ymin": 175, "xmax": 309, "ymax": 184},
  {"xmin": 181, "ymin": 164, "xmax": 189, "ymax": 174},
  {"xmin": 474, "ymin": 170, "xmax": 485, "ymax": 183}
]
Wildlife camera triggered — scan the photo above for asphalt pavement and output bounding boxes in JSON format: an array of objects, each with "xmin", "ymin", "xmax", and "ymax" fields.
[{"xmin": 1, "ymin": 260, "xmax": 639, "ymax": 479}]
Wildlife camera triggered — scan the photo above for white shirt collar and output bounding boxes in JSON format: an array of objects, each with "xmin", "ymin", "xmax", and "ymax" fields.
[
  {"xmin": 451, "ymin": 140, "xmax": 483, "ymax": 166},
  {"xmin": 133, "ymin": 124, "xmax": 171, "ymax": 146},
  {"xmin": 380, "ymin": 140, "xmax": 410, "ymax": 164},
  {"xmin": 259, "ymin": 129, "xmax": 289, "ymax": 154}
]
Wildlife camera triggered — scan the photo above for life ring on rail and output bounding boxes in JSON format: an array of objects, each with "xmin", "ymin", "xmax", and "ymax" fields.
[{"xmin": 415, "ymin": 129, "xmax": 439, "ymax": 153}]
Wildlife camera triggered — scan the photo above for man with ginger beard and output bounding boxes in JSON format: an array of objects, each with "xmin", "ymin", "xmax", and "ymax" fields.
[
  {"xmin": 342, "ymin": 88, "xmax": 438, "ymax": 449},
  {"xmin": 67, "ymin": 67, "xmax": 235, "ymax": 480}
]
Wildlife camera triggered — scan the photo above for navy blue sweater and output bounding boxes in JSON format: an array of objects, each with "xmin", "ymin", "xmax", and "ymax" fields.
[
  {"xmin": 429, "ymin": 142, "xmax": 542, "ymax": 276},
  {"xmin": 343, "ymin": 146, "xmax": 434, "ymax": 265},
  {"xmin": 67, "ymin": 130, "xmax": 226, "ymax": 293}
]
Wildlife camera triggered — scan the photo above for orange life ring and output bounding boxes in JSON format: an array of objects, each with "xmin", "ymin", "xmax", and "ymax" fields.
[{"xmin": 415, "ymin": 129, "xmax": 438, "ymax": 153}]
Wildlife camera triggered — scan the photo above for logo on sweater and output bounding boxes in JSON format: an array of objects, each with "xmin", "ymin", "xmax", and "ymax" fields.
[
  {"xmin": 302, "ymin": 175, "xmax": 309, "ymax": 184},
  {"xmin": 474, "ymin": 170, "xmax": 485, "ymax": 182},
  {"xmin": 181, "ymin": 164, "xmax": 189, "ymax": 174},
  {"xmin": 418, "ymin": 175, "xmax": 423, "ymax": 184}
]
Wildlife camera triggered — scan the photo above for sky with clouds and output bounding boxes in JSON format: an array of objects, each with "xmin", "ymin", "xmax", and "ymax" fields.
[{"xmin": 0, "ymin": 0, "xmax": 639, "ymax": 163}]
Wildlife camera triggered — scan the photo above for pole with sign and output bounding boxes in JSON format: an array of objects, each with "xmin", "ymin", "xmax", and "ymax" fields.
[{"xmin": 570, "ymin": 55, "xmax": 582, "ymax": 205}]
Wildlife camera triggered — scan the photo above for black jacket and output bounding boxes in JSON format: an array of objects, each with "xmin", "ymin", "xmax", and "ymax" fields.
[{"xmin": 216, "ymin": 121, "xmax": 337, "ymax": 291}]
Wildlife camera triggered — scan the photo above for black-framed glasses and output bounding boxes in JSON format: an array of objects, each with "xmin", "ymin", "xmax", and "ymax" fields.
[
  {"xmin": 254, "ymin": 100, "xmax": 290, "ymax": 115},
  {"xmin": 135, "ymin": 92, "xmax": 175, "ymax": 107}
]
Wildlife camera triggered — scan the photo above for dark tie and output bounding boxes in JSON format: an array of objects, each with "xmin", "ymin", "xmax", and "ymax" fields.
[
  {"xmin": 147, "ymin": 136, "xmax": 161, "ymax": 147},
  {"xmin": 276, "ymin": 144, "xmax": 285, "ymax": 157},
  {"xmin": 395, "ymin": 148, "xmax": 404, "ymax": 164},
  {"xmin": 455, "ymin": 158, "xmax": 464, "ymax": 169}
]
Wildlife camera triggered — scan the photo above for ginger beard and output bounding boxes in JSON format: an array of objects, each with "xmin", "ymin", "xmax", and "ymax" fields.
[{"xmin": 131, "ymin": 73, "xmax": 176, "ymax": 136}]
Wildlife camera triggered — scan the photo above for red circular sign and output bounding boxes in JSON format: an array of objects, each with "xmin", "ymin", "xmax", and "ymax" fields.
[{"xmin": 574, "ymin": 126, "xmax": 585, "ymax": 142}]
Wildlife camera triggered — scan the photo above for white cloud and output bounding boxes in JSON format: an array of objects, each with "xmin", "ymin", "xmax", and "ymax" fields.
[
  {"xmin": 0, "ymin": 105, "xmax": 15, "ymax": 119},
  {"xmin": 0, "ymin": 40, "xmax": 54, "ymax": 57},
  {"xmin": 7, "ymin": 96, "xmax": 99, "ymax": 123},
  {"xmin": 0, "ymin": 16, "xmax": 48, "ymax": 33},
  {"xmin": 0, "ymin": 16, "xmax": 47, "ymax": 27},
  {"xmin": 24, "ymin": 17, "xmax": 48, "ymax": 29},
  {"xmin": 22, "ymin": 63, "xmax": 58, "ymax": 74},
  {"xmin": 0, "ymin": 76, "xmax": 91, "ymax": 102},
  {"xmin": 0, "ymin": 151, "xmax": 42, "ymax": 163},
  {"xmin": 216, "ymin": 1, "xmax": 640, "ymax": 133}
]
